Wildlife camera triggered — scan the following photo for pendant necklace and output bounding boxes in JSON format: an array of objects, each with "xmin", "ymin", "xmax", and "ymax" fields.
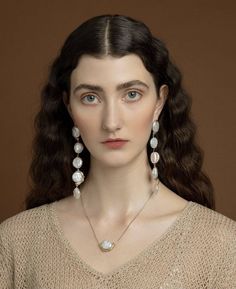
[{"xmin": 80, "ymin": 179, "xmax": 160, "ymax": 252}]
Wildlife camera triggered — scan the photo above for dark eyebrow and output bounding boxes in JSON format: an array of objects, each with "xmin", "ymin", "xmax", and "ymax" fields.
[{"xmin": 72, "ymin": 80, "xmax": 149, "ymax": 94}]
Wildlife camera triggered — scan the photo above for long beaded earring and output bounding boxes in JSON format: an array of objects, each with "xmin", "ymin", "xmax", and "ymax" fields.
[
  {"xmin": 72, "ymin": 126, "xmax": 85, "ymax": 199},
  {"xmin": 150, "ymin": 120, "xmax": 159, "ymax": 180}
]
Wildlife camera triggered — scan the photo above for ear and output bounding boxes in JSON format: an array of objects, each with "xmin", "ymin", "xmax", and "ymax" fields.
[
  {"xmin": 152, "ymin": 84, "xmax": 169, "ymax": 121},
  {"xmin": 63, "ymin": 91, "xmax": 73, "ymax": 118}
]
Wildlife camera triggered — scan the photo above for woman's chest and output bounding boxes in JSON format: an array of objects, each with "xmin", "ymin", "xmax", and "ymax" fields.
[{"xmin": 58, "ymin": 210, "xmax": 182, "ymax": 275}]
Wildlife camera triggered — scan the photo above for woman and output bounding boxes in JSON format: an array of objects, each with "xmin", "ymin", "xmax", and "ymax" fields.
[{"xmin": 0, "ymin": 14, "xmax": 235, "ymax": 288}]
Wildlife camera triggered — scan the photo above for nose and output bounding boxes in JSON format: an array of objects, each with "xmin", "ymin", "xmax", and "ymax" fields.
[{"xmin": 102, "ymin": 101, "xmax": 122, "ymax": 132}]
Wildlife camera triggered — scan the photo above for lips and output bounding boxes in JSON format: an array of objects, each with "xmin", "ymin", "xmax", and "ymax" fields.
[
  {"xmin": 102, "ymin": 138, "xmax": 127, "ymax": 143},
  {"xmin": 102, "ymin": 139, "xmax": 129, "ymax": 149}
]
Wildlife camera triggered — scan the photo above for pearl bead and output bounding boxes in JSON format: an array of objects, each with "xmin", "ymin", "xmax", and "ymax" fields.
[
  {"xmin": 72, "ymin": 170, "xmax": 84, "ymax": 184},
  {"xmin": 72, "ymin": 127, "xmax": 80, "ymax": 138},
  {"xmin": 150, "ymin": 137, "xmax": 158, "ymax": 148},
  {"xmin": 74, "ymin": 142, "xmax": 84, "ymax": 154},
  {"xmin": 152, "ymin": 167, "xmax": 158, "ymax": 179},
  {"xmin": 151, "ymin": 152, "xmax": 160, "ymax": 164},
  {"xmin": 72, "ymin": 157, "xmax": 83, "ymax": 169},
  {"xmin": 73, "ymin": 187, "xmax": 81, "ymax": 199},
  {"xmin": 152, "ymin": 121, "xmax": 159, "ymax": 133}
]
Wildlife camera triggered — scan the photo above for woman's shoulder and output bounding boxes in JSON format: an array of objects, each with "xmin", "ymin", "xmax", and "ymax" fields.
[
  {"xmin": 192, "ymin": 201, "xmax": 236, "ymax": 226},
  {"xmin": 189, "ymin": 201, "xmax": 236, "ymax": 246},
  {"xmin": 0, "ymin": 202, "xmax": 53, "ymax": 241}
]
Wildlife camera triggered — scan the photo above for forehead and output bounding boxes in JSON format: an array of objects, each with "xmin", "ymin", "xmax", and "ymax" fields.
[{"xmin": 70, "ymin": 54, "xmax": 155, "ymax": 87}]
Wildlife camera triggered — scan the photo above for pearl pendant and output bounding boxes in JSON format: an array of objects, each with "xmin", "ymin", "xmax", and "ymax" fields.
[{"xmin": 99, "ymin": 240, "xmax": 115, "ymax": 252}]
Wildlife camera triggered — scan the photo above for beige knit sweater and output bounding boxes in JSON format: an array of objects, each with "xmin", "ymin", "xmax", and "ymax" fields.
[{"xmin": 0, "ymin": 200, "xmax": 235, "ymax": 289}]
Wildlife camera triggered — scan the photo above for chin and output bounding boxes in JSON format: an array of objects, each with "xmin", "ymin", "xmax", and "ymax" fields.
[
  {"xmin": 91, "ymin": 152, "xmax": 132, "ymax": 167},
  {"xmin": 101, "ymin": 157, "xmax": 130, "ymax": 168}
]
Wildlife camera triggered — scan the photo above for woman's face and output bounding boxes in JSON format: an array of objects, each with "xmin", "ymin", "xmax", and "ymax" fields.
[{"xmin": 66, "ymin": 53, "xmax": 167, "ymax": 167}]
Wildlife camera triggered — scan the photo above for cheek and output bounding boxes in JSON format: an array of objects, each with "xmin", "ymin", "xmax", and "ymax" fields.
[
  {"xmin": 130, "ymin": 104, "xmax": 154, "ymax": 137},
  {"xmin": 135, "ymin": 117, "xmax": 152, "ymax": 145},
  {"xmin": 75, "ymin": 119, "xmax": 97, "ymax": 143},
  {"xmin": 70, "ymin": 106, "xmax": 98, "ymax": 142}
]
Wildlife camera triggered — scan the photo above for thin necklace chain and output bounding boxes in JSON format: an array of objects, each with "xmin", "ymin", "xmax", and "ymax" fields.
[{"xmin": 80, "ymin": 178, "xmax": 160, "ymax": 247}]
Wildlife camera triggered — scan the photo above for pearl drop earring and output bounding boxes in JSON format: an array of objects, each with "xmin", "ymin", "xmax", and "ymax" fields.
[
  {"xmin": 150, "ymin": 120, "xmax": 159, "ymax": 180},
  {"xmin": 72, "ymin": 126, "xmax": 85, "ymax": 199}
]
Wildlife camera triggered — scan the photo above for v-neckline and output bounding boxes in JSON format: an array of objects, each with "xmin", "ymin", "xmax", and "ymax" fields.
[{"xmin": 48, "ymin": 200, "xmax": 195, "ymax": 278}]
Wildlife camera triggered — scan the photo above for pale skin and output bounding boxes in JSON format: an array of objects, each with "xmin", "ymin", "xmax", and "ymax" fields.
[{"xmin": 55, "ymin": 53, "xmax": 188, "ymax": 274}]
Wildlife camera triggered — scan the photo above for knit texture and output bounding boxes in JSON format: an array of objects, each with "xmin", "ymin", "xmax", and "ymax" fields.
[{"xmin": 0, "ymin": 200, "xmax": 235, "ymax": 289}]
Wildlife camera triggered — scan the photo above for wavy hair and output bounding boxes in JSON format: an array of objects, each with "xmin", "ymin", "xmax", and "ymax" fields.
[{"xmin": 25, "ymin": 14, "xmax": 215, "ymax": 210}]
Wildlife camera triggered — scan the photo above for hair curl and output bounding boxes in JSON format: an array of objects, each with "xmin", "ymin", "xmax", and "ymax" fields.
[{"xmin": 25, "ymin": 14, "xmax": 215, "ymax": 210}]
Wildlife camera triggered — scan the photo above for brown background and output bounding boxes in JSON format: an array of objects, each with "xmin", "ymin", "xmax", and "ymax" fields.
[{"xmin": 0, "ymin": 0, "xmax": 235, "ymax": 222}]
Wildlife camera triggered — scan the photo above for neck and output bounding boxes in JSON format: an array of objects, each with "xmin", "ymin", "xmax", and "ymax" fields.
[{"xmin": 79, "ymin": 150, "xmax": 156, "ymax": 221}]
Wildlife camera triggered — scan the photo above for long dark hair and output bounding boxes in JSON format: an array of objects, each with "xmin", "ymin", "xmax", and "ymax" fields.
[{"xmin": 25, "ymin": 14, "xmax": 215, "ymax": 210}]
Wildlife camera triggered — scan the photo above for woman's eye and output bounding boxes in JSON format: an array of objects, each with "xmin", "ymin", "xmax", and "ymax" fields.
[
  {"xmin": 126, "ymin": 90, "xmax": 142, "ymax": 101},
  {"xmin": 81, "ymin": 90, "xmax": 142, "ymax": 104},
  {"xmin": 81, "ymin": 94, "xmax": 99, "ymax": 104}
]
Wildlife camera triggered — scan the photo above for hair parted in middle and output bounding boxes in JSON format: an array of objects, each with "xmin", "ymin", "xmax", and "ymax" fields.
[{"xmin": 25, "ymin": 14, "xmax": 215, "ymax": 210}]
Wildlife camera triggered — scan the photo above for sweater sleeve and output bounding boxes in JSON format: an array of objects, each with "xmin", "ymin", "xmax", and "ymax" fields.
[{"xmin": 0, "ymin": 222, "xmax": 14, "ymax": 289}]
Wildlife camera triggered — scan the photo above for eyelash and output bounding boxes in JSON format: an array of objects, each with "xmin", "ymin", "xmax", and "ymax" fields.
[{"xmin": 81, "ymin": 90, "xmax": 143, "ymax": 104}]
